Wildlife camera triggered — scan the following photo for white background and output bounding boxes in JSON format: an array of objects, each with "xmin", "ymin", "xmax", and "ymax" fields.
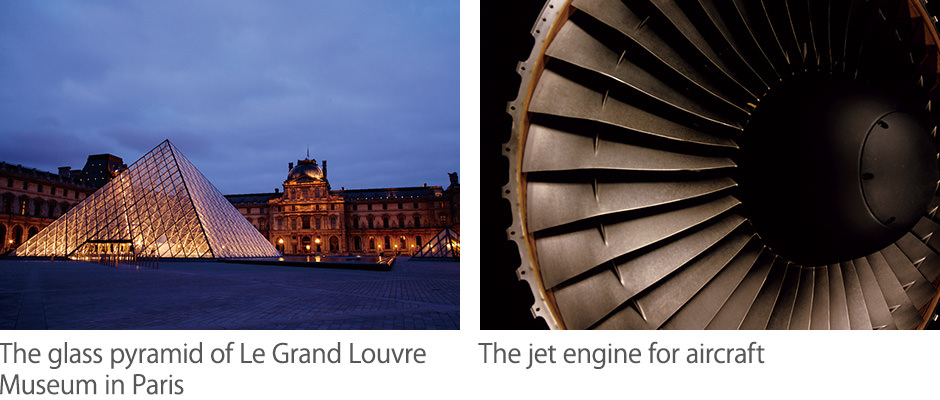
[{"xmin": 3, "ymin": 2, "xmax": 939, "ymax": 399}]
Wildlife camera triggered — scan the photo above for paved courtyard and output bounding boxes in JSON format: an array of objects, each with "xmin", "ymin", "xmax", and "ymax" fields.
[{"xmin": 0, "ymin": 257, "xmax": 459, "ymax": 329}]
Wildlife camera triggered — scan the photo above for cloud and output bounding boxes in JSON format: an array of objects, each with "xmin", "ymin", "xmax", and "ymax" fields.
[{"xmin": 0, "ymin": 0, "xmax": 459, "ymax": 194}]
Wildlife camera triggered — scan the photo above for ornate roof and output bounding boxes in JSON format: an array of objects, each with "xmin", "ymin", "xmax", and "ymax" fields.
[{"xmin": 286, "ymin": 158, "xmax": 324, "ymax": 182}]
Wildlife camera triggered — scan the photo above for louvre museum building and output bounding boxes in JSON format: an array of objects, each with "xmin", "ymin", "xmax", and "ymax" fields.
[
  {"xmin": 3, "ymin": 140, "xmax": 458, "ymax": 259},
  {"xmin": 226, "ymin": 157, "xmax": 459, "ymax": 257}
]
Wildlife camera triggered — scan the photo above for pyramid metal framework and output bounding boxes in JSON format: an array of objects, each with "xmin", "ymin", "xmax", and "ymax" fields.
[
  {"xmin": 413, "ymin": 227, "xmax": 459, "ymax": 259},
  {"xmin": 16, "ymin": 140, "xmax": 280, "ymax": 258}
]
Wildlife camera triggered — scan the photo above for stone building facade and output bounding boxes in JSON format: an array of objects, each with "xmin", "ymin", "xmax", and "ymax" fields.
[
  {"xmin": 226, "ymin": 157, "xmax": 459, "ymax": 256},
  {"xmin": 0, "ymin": 162, "xmax": 97, "ymax": 254}
]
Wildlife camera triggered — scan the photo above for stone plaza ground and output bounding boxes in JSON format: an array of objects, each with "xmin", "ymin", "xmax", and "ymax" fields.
[{"xmin": 0, "ymin": 256, "xmax": 458, "ymax": 329}]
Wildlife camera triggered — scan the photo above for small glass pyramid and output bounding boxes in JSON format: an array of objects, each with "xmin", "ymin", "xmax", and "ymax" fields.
[
  {"xmin": 413, "ymin": 227, "xmax": 459, "ymax": 259},
  {"xmin": 16, "ymin": 140, "xmax": 280, "ymax": 258}
]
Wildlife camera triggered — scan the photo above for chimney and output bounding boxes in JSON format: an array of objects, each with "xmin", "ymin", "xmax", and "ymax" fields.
[
  {"xmin": 288, "ymin": 162, "xmax": 293, "ymax": 171},
  {"xmin": 275, "ymin": 188, "xmax": 279, "ymax": 193},
  {"xmin": 58, "ymin": 167, "xmax": 71, "ymax": 177},
  {"xmin": 322, "ymin": 160, "xmax": 327, "ymax": 179},
  {"xmin": 423, "ymin": 183, "xmax": 427, "ymax": 187}
]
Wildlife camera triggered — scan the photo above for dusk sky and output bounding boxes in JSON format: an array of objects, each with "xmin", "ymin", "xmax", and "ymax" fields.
[{"xmin": 0, "ymin": 0, "xmax": 459, "ymax": 194}]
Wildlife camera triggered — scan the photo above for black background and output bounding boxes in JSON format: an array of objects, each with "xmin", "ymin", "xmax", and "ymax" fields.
[{"xmin": 480, "ymin": 0, "xmax": 549, "ymax": 329}]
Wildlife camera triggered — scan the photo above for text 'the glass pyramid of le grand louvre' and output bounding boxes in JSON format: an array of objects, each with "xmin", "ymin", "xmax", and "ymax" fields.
[{"xmin": 16, "ymin": 140, "xmax": 281, "ymax": 259}]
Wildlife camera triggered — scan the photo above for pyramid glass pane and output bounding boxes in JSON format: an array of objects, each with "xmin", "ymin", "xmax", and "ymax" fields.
[
  {"xmin": 414, "ymin": 228, "xmax": 459, "ymax": 259},
  {"xmin": 16, "ymin": 140, "xmax": 280, "ymax": 258}
]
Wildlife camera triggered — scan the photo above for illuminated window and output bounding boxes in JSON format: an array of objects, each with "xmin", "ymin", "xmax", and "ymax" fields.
[{"xmin": 439, "ymin": 215, "xmax": 446, "ymax": 225}]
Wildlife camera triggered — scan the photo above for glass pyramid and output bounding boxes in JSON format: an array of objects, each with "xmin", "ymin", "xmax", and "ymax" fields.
[
  {"xmin": 412, "ymin": 227, "xmax": 459, "ymax": 260},
  {"xmin": 16, "ymin": 140, "xmax": 280, "ymax": 258}
]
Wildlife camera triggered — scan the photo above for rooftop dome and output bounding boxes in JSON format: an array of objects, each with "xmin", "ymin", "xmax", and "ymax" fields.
[{"xmin": 287, "ymin": 159, "xmax": 324, "ymax": 182}]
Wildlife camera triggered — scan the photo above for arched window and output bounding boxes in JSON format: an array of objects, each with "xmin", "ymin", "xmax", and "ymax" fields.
[
  {"xmin": 416, "ymin": 236, "xmax": 422, "ymax": 248},
  {"xmin": 369, "ymin": 237, "xmax": 375, "ymax": 250},
  {"xmin": 399, "ymin": 236, "xmax": 406, "ymax": 250},
  {"xmin": 384, "ymin": 236, "xmax": 391, "ymax": 249},
  {"xmin": 329, "ymin": 236, "xmax": 338, "ymax": 252},
  {"xmin": 1, "ymin": 193, "xmax": 12, "ymax": 214},
  {"xmin": 47, "ymin": 199, "xmax": 57, "ymax": 217},
  {"xmin": 19, "ymin": 196, "xmax": 29, "ymax": 216},
  {"xmin": 11, "ymin": 225, "xmax": 23, "ymax": 247},
  {"xmin": 0, "ymin": 225, "xmax": 6, "ymax": 249},
  {"xmin": 27, "ymin": 226, "xmax": 38, "ymax": 239},
  {"xmin": 301, "ymin": 236, "xmax": 311, "ymax": 253}
]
